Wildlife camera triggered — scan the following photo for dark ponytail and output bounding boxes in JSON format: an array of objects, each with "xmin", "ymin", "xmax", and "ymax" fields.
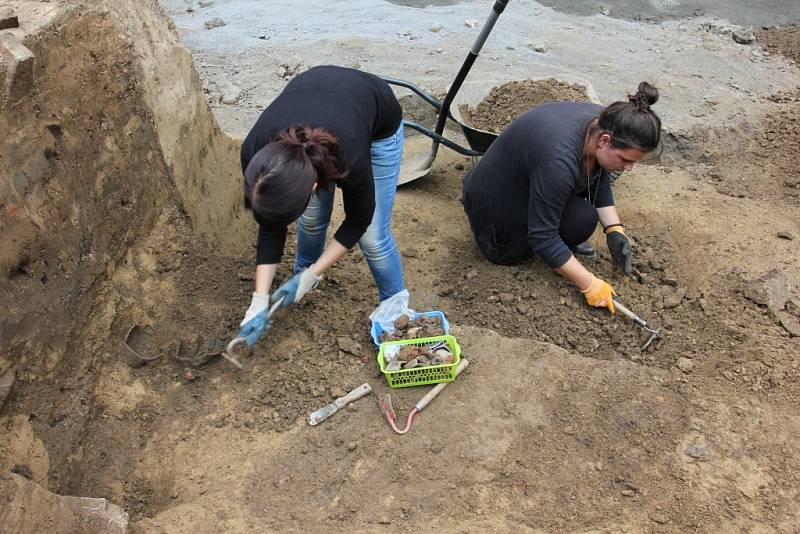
[
  {"xmin": 243, "ymin": 125, "xmax": 348, "ymax": 227},
  {"xmin": 595, "ymin": 81, "xmax": 661, "ymax": 151}
]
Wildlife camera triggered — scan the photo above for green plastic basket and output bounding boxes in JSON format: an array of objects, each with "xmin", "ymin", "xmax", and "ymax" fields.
[{"xmin": 377, "ymin": 335, "xmax": 461, "ymax": 389}]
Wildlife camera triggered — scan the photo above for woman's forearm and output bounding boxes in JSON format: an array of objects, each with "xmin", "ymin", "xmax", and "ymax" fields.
[
  {"xmin": 311, "ymin": 239, "xmax": 349, "ymax": 276},
  {"xmin": 255, "ymin": 263, "xmax": 278, "ymax": 294},
  {"xmin": 555, "ymin": 255, "xmax": 594, "ymax": 291},
  {"xmin": 597, "ymin": 206, "xmax": 622, "ymax": 228}
]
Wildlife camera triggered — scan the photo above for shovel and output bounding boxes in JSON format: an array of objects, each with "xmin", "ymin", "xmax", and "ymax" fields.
[{"xmin": 382, "ymin": 0, "xmax": 510, "ymax": 184}]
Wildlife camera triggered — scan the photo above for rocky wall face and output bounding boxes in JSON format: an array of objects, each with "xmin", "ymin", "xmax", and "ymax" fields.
[
  {"xmin": 0, "ymin": 9, "xmax": 175, "ymax": 373},
  {"xmin": 0, "ymin": 2, "xmax": 250, "ymax": 374},
  {"xmin": 102, "ymin": 0, "xmax": 251, "ymax": 255}
]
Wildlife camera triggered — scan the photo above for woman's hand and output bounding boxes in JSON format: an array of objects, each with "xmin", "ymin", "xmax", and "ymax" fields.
[
  {"xmin": 580, "ymin": 275, "xmax": 617, "ymax": 314},
  {"xmin": 605, "ymin": 225, "xmax": 632, "ymax": 274},
  {"xmin": 272, "ymin": 267, "xmax": 323, "ymax": 308}
]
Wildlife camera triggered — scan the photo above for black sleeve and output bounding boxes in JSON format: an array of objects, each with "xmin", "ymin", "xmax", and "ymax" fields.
[
  {"xmin": 256, "ymin": 224, "xmax": 288, "ymax": 265},
  {"xmin": 527, "ymin": 160, "xmax": 575, "ymax": 269},
  {"xmin": 332, "ymin": 158, "xmax": 375, "ymax": 249},
  {"xmin": 240, "ymin": 142, "xmax": 250, "ymax": 175},
  {"xmin": 593, "ymin": 172, "xmax": 614, "ymax": 208}
]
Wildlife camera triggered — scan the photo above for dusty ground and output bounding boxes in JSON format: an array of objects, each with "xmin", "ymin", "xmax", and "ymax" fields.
[
  {"xmin": 756, "ymin": 25, "xmax": 800, "ymax": 66},
  {"xmin": 1, "ymin": 1, "xmax": 800, "ymax": 533}
]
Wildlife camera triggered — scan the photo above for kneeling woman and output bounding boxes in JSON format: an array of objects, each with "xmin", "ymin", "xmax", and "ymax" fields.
[
  {"xmin": 461, "ymin": 82, "xmax": 662, "ymax": 313},
  {"xmin": 238, "ymin": 65, "xmax": 405, "ymax": 345}
]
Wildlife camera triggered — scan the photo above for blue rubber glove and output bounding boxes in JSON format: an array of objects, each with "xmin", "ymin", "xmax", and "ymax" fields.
[
  {"xmin": 238, "ymin": 309, "xmax": 272, "ymax": 347},
  {"xmin": 272, "ymin": 266, "xmax": 322, "ymax": 308}
]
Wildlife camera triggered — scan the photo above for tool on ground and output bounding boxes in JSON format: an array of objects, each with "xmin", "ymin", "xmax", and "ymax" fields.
[
  {"xmin": 613, "ymin": 299, "xmax": 663, "ymax": 350},
  {"xmin": 308, "ymin": 383, "xmax": 373, "ymax": 426},
  {"xmin": 124, "ymin": 324, "xmax": 174, "ymax": 368},
  {"xmin": 379, "ymin": 0, "xmax": 510, "ymax": 184},
  {"xmin": 223, "ymin": 296, "xmax": 285, "ymax": 369},
  {"xmin": 380, "ymin": 358, "xmax": 469, "ymax": 435},
  {"xmin": 175, "ymin": 337, "xmax": 227, "ymax": 368}
]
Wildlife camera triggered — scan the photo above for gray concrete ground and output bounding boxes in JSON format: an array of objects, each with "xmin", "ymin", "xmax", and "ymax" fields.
[
  {"xmin": 161, "ymin": 0, "xmax": 799, "ymax": 140},
  {"xmin": 388, "ymin": 0, "xmax": 800, "ymax": 27}
]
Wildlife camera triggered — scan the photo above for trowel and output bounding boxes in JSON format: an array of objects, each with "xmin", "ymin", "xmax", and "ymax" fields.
[{"xmin": 308, "ymin": 383, "xmax": 372, "ymax": 426}]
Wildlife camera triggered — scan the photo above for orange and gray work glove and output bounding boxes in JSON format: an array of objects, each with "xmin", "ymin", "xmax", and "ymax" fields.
[
  {"xmin": 581, "ymin": 275, "xmax": 617, "ymax": 314},
  {"xmin": 605, "ymin": 224, "xmax": 632, "ymax": 274}
]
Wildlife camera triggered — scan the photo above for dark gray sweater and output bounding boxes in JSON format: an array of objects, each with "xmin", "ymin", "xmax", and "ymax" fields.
[{"xmin": 462, "ymin": 102, "xmax": 613, "ymax": 268}]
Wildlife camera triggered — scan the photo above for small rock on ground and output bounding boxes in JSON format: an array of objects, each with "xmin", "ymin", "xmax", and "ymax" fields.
[
  {"xmin": 0, "ymin": 10, "xmax": 19, "ymax": 30},
  {"xmin": 732, "ymin": 27, "xmax": 755, "ymax": 44},
  {"xmin": 337, "ymin": 336, "xmax": 361, "ymax": 355},
  {"xmin": 743, "ymin": 269, "xmax": 790, "ymax": 316},
  {"xmin": 204, "ymin": 17, "xmax": 226, "ymax": 30},
  {"xmin": 777, "ymin": 312, "xmax": 800, "ymax": 337},
  {"xmin": 649, "ymin": 511, "xmax": 670, "ymax": 524},
  {"xmin": 220, "ymin": 83, "xmax": 242, "ymax": 104},
  {"xmin": 676, "ymin": 357, "xmax": 694, "ymax": 373}
]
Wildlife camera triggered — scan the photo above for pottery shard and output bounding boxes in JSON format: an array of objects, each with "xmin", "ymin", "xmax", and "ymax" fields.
[
  {"xmin": 743, "ymin": 270, "xmax": 791, "ymax": 317},
  {"xmin": 397, "ymin": 346, "xmax": 419, "ymax": 362},
  {"xmin": 394, "ymin": 314, "xmax": 410, "ymax": 331}
]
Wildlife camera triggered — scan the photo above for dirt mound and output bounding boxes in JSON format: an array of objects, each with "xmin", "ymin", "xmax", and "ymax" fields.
[
  {"xmin": 754, "ymin": 88, "xmax": 800, "ymax": 189},
  {"xmin": 756, "ymin": 25, "xmax": 800, "ymax": 64},
  {"xmin": 462, "ymin": 78, "xmax": 591, "ymax": 133},
  {"xmin": 703, "ymin": 87, "xmax": 800, "ymax": 204}
]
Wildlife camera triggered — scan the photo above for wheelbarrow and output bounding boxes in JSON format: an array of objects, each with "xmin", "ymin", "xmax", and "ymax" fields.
[
  {"xmin": 381, "ymin": 1, "xmax": 603, "ymax": 185},
  {"xmin": 380, "ymin": 0, "xmax": 511, "ymax": 185}
]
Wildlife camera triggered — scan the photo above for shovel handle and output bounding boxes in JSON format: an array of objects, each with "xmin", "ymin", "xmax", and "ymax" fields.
[
  {"xmin": 415, "ymin": 358, "xmax": 469, "ymax": 412},
  {"xmin": 613, "ymin": 299, "xmax": 647, "ymax": 328}
]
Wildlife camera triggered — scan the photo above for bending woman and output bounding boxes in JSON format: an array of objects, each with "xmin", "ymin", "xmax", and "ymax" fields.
[
  {"xmin": 238, "ymin": 65, "xmax": 405, "ymax": 345},
  {"xmin": 461, "ymin": 82, "xmax": 662, "ymax": 313}
]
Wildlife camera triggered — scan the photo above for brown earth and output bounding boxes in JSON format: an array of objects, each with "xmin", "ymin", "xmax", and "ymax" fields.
[
  {"xmin": 1, "ymin": 1, "xmax": 800, "ymax": 533},
  {"xmin": 756, "ymin": 25, "xmax": 800, "ymax": 64},
  {"xmin": 462, "ymin": 78, "xmax": 591, "ymax": 133}
]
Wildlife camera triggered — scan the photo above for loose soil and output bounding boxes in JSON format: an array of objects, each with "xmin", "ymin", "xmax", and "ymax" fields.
[
  {"xmin": 756, "ymin": 25, "xmax": 800, "ymax": 64},
  {"xmin": 462, "ymin": 78, "xmax": 591, "ymax": 133},
  {"xmin": 1, "ymin": 2, "xmax": 800, "ymax": 533}
]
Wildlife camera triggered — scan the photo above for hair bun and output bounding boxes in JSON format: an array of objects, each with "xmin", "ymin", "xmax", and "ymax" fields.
[{"xmin": 628, "ymin": 81, "xmax": 659, "ymax": 111}]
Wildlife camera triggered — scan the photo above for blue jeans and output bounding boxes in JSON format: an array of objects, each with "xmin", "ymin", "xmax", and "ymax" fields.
[{"xmin": 293, "ymin": 125, "xmax": 405, "ymax": 302}]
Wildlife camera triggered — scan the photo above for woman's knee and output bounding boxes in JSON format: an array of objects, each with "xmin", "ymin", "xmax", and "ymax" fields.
[
  {"xmin": 559, "ymin": 196, "xmax": 598, "ymax": 247},
  {"xmin": 359, "ymin": 229, "xmax": 396, "ymax": 260}
]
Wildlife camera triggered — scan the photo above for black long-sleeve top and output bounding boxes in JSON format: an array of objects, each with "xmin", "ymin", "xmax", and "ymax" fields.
[
  {"xmin": 462, "ymin": 102, "xmax": 613, "ymax": 268},
  {"xmin": 240, "ymin": 65, "xmax": 403, "ymax": 265}
]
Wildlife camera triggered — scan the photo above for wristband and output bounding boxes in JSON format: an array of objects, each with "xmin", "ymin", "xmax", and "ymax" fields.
[{"xmin": 603, "ymin": 223, "xmax": 625, "ymax": 235}]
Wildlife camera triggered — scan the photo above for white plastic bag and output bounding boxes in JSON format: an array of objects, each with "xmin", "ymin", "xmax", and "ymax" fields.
[{"xmin": 369, "ymin": 289, "xmax": 415, "ymax": 335}]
